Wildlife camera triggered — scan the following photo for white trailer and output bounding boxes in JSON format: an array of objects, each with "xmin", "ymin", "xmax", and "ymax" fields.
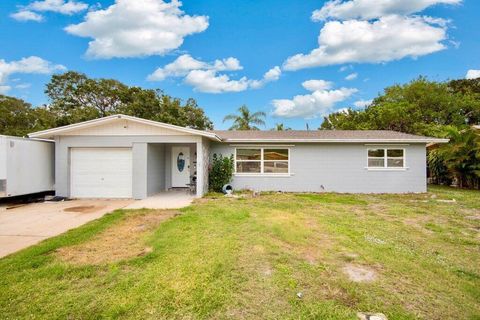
[{"xmin": 0, "ymin": 135, "xmax": 54, "ymax": 198}]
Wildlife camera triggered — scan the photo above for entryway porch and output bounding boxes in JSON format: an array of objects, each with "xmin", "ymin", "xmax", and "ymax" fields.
[
  {"xmin": 132, "ymin": 140, "xmax": 208, "ymax": 200},
  {"xmin": 125, "ymin": 189, "xmax": 195, "ymax": 209}
]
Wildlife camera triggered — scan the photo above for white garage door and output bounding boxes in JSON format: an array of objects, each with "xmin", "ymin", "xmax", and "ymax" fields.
[{"xmin": 70, "ymin": 148, "xmax": 132, "ymax": 198}]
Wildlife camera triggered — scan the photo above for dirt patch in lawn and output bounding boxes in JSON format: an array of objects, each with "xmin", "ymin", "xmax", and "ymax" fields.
[
  {"xmin": 342, "ymin": 264, "xmax": 377, "ymax": 282},
  {"xmin": 64, "ymin": 205, "xmax": 106, "ymax": 214},
  {"xmin": 56, "ymin": 210, "xmax": 178, "ymax": 265},
  {"xmin": 465, "ymin": 214, "xmax": 480, "ymax": 221}
]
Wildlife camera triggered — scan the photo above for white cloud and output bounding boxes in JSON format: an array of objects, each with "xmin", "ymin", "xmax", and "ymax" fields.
[
  {"xmin": 302, "ymin": 79, "xmax": 333, "ymax": 91},
  {"xmin": 28, "ymin": 0, "xmax": 88, "ymax": 15},
  {"xmin": 465, "ymin": 69, "xmax": 480, "ymax": 79},
  {"xmin": 15, "ymin": 83, "xmax": 32, "ymax": 89},
  {"xmin": 263, "ymin": 66, "xmax": 282, "ymax": 82},
  {"xmin": 184, "ymin": 70, "xmax": 250, "ymax": 94},
  {"xmin": 65, "ymin": 0, "xmax": 209, "ymax": 59},
  {"xmin": 147, "ymin": 54, "xmax": 242, "ymax": 81},
  {"xmin": 345, "ymin": 72, "xmax": 358, "ymax": 80},
  {"xmin": 213, "ymin": 57, "xmax": 243, "ymax": 72},
  {"xmin": 11, "ymin": 0, "xmax": 88, "ymax": 22},
  {"xmin": 312, "ymin": 0, "xmax": 461, "ymax": 21},
  {"xmin": 353, "ymin": 99, "xmax": 372, "ymax": 108},
  {"xmin": 0, "ymin": 86, "xmax": 11, "ymax": 94},
  {"xmin": 10, "ymin": 10, "xmax": 44, "ymax": 22},
  {"xmin": 148, "ymin": 54, "xmax": 280, "ymax": 93},
  {"xmin": 148, "ymin": 55, "xmax": 208, "ymax": 81},
  {"xmin": 272, "ymin": 80, "xmax": 357, "ymax": 118},
  {"xmin": 422, "ymin": 16, "xmax": 451, "ymax": 27},
  {"xmin": 283, "ymin": 15, "xmax": 447, "ymax": 70},
  {"xmin": 250, "ymin": 66, "xmax": 282, "ymax": 89},
  {"xmin": 0, "ymin": 56, "xmax": 65, "ymax": 93},
  {"xmin": 339, "ymin": 65, "xmax": 352, "ymax": 72}
]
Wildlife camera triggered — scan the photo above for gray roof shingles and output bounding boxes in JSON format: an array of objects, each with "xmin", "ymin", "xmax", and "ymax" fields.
[{"xmin": 211, "ymin": 130, "xmax": 445, "ymax": 142}]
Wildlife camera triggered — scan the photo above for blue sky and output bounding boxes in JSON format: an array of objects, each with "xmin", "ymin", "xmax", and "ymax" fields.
[{"xmin": 1, "ymin": 0, "xmax": 479, "ymax": 129}]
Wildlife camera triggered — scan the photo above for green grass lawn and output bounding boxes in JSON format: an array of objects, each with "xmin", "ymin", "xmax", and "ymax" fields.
[{"xmin": 1, "ymin": 186, "xmax": 479, "ymax": 319}]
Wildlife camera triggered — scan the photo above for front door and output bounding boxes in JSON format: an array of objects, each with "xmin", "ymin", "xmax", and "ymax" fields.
[{"xmin": 171, "ymin": 146, "xmax": 190, "ymax": 187}]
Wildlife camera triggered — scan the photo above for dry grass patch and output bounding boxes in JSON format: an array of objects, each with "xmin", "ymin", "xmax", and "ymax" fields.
[{"xmin": 56, "ymin": 210, "xmax": 178, "ymax": 265}]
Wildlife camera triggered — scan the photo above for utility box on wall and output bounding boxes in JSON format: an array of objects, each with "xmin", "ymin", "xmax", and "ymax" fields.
[{"xmin": 0, "ymin": 136, "xmax": 54, "ymax": 198}]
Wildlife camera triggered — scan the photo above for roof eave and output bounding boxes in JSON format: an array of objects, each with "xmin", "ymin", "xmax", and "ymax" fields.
[
  {"xmin": 28, "ymin": 114, "xmax": 221, "ymax": 141},
  {"xmin": 221, "ymin": 138, "xmax": 450, "ymax": 143}
]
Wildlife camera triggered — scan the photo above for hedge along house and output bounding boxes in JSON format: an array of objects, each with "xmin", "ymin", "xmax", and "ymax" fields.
[{"xmin": 29, "ymin": 114, "xmax": 448, "ymax": 199}]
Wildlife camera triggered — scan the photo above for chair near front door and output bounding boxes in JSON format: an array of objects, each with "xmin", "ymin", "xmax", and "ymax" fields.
[{"xmin": 171, "ymin": 146, "xmax": 190, "ymax": 188}]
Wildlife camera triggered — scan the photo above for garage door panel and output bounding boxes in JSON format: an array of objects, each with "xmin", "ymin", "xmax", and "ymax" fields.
[{"xmin": 70, "ymin": 148, "xmax": 132, "ymax": 198}]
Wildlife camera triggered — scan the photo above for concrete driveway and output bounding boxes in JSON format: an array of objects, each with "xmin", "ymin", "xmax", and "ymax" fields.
[{"xmin": 0, "ymin": 199, "xmax": 133, "ymax": 258}]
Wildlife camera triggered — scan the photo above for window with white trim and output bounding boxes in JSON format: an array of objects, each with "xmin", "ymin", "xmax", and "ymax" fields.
[
  {"xmin": 367, "ymin": 148, "xmax": 405, "ymax": 168},
  {"xmin": 235, "ymin": 148, "xmax": 289, "ymax": 174}
]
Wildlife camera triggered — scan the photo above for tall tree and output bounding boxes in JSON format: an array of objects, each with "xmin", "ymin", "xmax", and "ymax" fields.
[
  {"xmin": 223, "ymin": 105, "xmax": 266, "ymax": 130},
  {"xmin": 0, "ymin": 95, "xmax": 35, "ymax": 136},
  {"xmin": 45, "ymin": 71, "xmax": 213, "ymax": 130},
  {"xmin": 181, "ymin": 98, "xmax": 213, "ymax": 130},
  {"xmin": 448, "ymin": 78, "xmax": 480, "ymax": 125},
  {"xmin": 119, "ymin": 91, "xmax": 213, "ymax": 130},
  {"xmin": 0, "ymin": 95, "xmax": 55, "ymax": 136},
  {"xmin": 320, "ymin": 77, "xmax": 480, "ymax": 136},
  {"xmin": 45, "ymin": 71, "xmax": 120, "ymax": 125}
]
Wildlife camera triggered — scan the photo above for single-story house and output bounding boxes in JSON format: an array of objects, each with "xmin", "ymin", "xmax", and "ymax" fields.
[{"xmin": 28, "ymin": 114, "xmax": 448, "ymax": 199}]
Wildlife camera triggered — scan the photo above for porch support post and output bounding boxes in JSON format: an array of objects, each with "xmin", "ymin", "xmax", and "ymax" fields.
[
  {"xmin": 196, "ymin": 140, "xmax": 204, "ymax": 198},
  {"xmin": 132, "ymin": 142, "xmax": 148, "ymax": 200}
]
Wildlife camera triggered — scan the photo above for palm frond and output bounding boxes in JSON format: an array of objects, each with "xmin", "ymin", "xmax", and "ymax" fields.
[{"xmin": 223, "ymin": 114, "xmax": 238, "ymax": 122}]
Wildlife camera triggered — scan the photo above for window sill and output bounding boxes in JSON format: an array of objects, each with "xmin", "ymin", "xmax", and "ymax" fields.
[
  {"xmin": 234, "ymin": 173, "xmax": 294, "ymax": 177},
  {"xmin": 365, "ymin": 167, "xmax": 409, "ymax": 171}
]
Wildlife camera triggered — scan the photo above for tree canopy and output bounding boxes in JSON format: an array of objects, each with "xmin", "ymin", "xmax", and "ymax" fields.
[
  {"xmin": 0, "ymin": 95, "xmax": 56, "ymax": 136},
  {"xmin": 45, "ymin": 71, "xmax": 213, "ymax": 130},
  {"xmin": 0, "ymin": 71, "xmax": 214, "ymax": 137},
  {"xmin": 321, "ymin": 77, "xmax": 480, "ymax": 137}
]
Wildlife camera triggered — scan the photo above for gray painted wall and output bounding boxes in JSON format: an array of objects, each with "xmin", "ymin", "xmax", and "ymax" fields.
[
  {"xmin": 200, "ymin": 138, "xmax": 210, "ymax": 196},
  {"xmin": 54, "ymin": 135, "xmax": 427, "ymax": 198},
  {"xmin": 210, "ymin": 142, "xmax": 427, "ymax": 193},
  {"xmin": 54, "ymin": 135, "xmax": 202, "ymax": 199},
  {"xmin": 132, "ymin": 143, "xmax": 147, "ymax": 199},
  {"xmin": 147, "ymin": 144, "xmax": 166, "ymax": 196},
  {"xmin": 165, "ymin": 145, "xmax": 172, "ymax": 190}
]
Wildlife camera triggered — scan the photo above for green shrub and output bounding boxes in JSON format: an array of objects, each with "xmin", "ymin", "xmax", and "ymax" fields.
[
  {"xmin": 209, "ymin": 154, "xmax": 234, "ymax": 192},
  {"xmin": 428, "ymin": 149, "xmax": 452, "ymax": 186},
  {"xmin": 428, "ymin": 127, "xmax": 480, "ymax": 189}
]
